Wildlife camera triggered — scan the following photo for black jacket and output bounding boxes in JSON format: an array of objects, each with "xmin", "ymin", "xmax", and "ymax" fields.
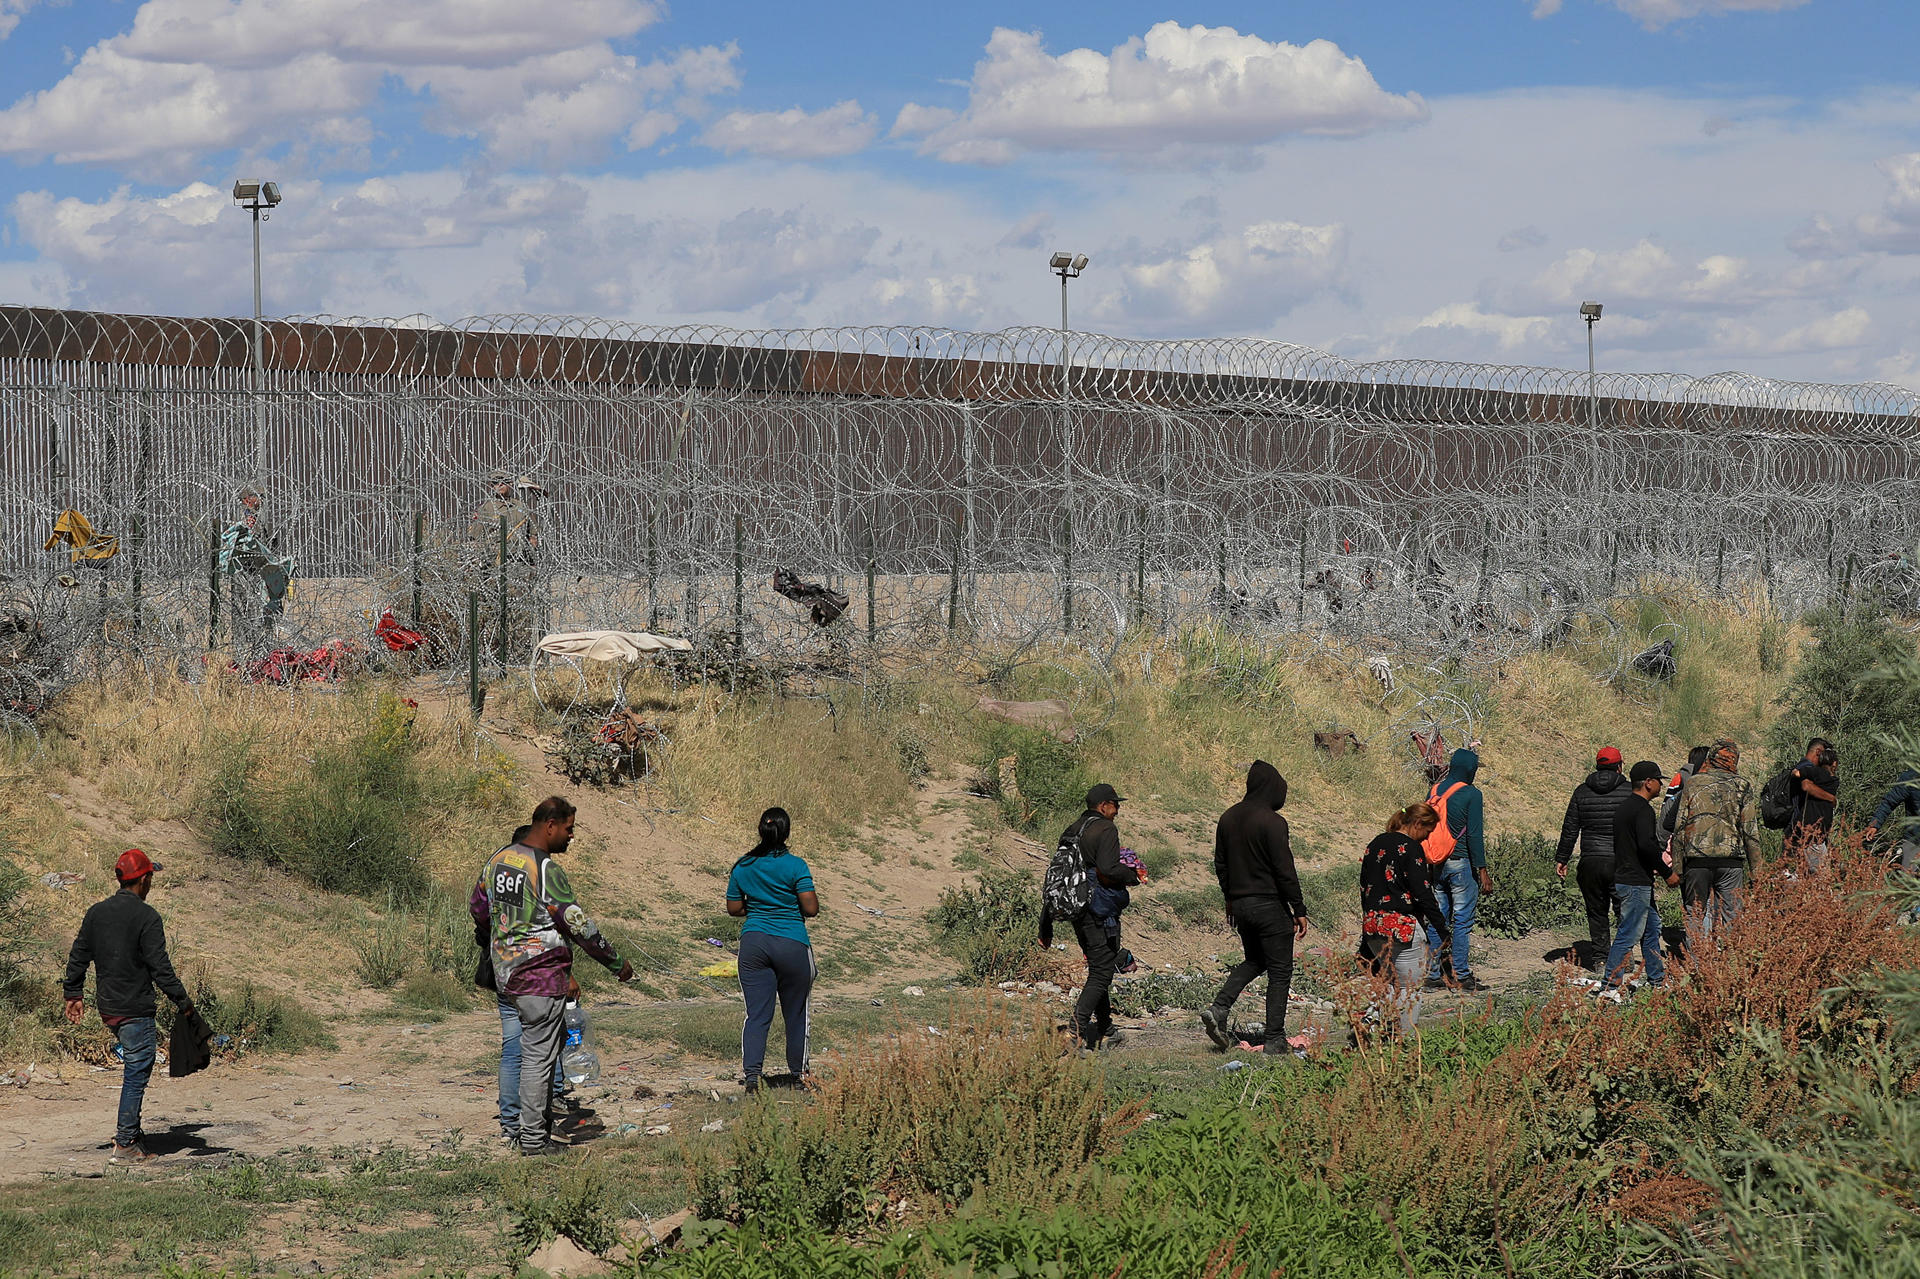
[
  {"xmin": 1214, "ymin": 761, "xmax": 1305, "ymax": 916},
  {"xmin": 1038, "ymin": 809, "xmax": 1136, "ymax": 947},
  {"xmin": 63, "ymin": 889, "xmax": 192, "ymax": 1019},
  {"xmin": 1070, "ymin": 810, "xmax": 1135, "ymax": 890},
  {"xmin": 1611, "ymin": 793, "xmax": 1674, "ymax": 887},
  {"xmin": 169, "ymin": 1006, "xmax": 215, "ymax": 1079},
  {"xmin": 1556, "ymin": 769, "xmax": 1635, "ymax": 865}
]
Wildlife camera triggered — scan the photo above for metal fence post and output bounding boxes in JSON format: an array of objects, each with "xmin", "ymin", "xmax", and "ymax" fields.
[
  {"xmin": 495, "ymin": 513, "xmax": 509, "ymax": 664},
  {"xmin": 207, "ymin": 542, "xmax": 220, "ymax": 650},
  {"xmin": 1061, "ymin": 509, "xmax": 1074, "ymax": 635},
  {"xmin": 647, "ymin": 510, "xmax": 659, "ymax": 630},
  {"xmin": 411, "ymin": 510, "xmax": 424, "ymax": 627},
  {"xmin": 468, "ymin": 591, "xmax": 483, "ymax": 716},
  {"xmin": 733, "ymin": 512, "xmax": 744, "ymax": 652},
  {"xmin": 948, "ymin": 509, "xmax": 963, "ymax": 634}
]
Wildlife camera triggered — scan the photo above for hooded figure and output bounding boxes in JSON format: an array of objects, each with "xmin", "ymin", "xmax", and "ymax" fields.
[
  {"xmin": 1424, "ymin": 748, "xmax": 1492, "ymax": 990},
  {"xmin": 1200, "ymin": 762, "xmax": 1309, "ymax": 1055}
]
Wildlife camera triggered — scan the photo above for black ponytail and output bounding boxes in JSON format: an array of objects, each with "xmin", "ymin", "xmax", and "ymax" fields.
[{"xmin": 746, "ymin": 806, "xmax": 791, "ymax": 859}]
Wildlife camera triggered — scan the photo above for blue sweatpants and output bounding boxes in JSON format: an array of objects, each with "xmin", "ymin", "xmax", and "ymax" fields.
[{"xmin": 738, "ymin": 932, "xmax": 814, "ymax": 1085}]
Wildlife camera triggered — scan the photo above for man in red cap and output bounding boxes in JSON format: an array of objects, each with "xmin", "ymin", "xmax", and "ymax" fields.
[
  {"xmin": 63, "ymin": 850, "xmax": 195, "ymax": 1162},
  {"xmin": 1554, "ymin": 747, "xmax": 1635, "ymax": 973}
]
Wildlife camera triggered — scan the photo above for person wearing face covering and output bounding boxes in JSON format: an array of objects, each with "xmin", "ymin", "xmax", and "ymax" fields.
[{"xmin": 1199, "ymin": 761, "xmax": 1308, "ymax": 1055}]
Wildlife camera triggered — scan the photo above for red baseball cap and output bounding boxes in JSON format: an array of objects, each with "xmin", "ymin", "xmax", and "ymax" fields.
[
  {"xmin": 1595, "ymin": 746, "xmax": 1623, "ymax": 767},
  {"xmin": 114, "ymin": 849, "xmax": 163, "ymax": 882}
]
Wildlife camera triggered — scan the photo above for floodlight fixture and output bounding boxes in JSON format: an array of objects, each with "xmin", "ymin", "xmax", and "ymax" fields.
[
  {"xmin": 1049, "ymin": 252, "xmax": 1072, "ymax": 269},
  {"xmin": 1071, "ymin": 253, "xmax": 1089, "ymax": 272},
  {"xmin": 1581, "ymin": 300, "xmax": 1604, "ymax": 436},
  {"xmin": 232, "ymin": 176, "xmax": 285, "ymax": 479}
]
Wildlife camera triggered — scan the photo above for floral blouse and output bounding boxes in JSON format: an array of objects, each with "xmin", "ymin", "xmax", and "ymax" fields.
[{"xmin": 1361, "ymin": 832, "xmax": 1448, "ymax": 943}]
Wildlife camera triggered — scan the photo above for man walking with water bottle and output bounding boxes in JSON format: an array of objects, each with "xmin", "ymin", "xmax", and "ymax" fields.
[{"xmin": 472, "ymin": 797, "xmax": 633, "ymax": 1156}]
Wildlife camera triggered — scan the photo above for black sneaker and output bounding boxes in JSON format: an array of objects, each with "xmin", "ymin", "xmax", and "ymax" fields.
[
  {"xmin": 1198, "ymin": 1005, "xmax": 1234, "ymax": 1050},
  {"xmin": 1454, "ymin": 975, "xmax": 1491, "ymax": 993},
  {"xmin": 1422, "ymin": 976, "xmax": 1448, "ymax": 991}
]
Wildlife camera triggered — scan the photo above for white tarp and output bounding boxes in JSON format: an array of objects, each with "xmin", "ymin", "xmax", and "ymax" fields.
[{"xmin": 535, "ymin": 630, "xmax": 693, "ymax": 662}]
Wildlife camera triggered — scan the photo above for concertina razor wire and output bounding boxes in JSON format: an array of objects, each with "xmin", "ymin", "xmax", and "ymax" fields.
[{"xmin": 2, "ymin": 304, "xmax": 1919, "ymax": 736}]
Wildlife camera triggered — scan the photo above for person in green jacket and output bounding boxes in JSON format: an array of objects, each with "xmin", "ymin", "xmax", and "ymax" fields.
[{"xmin": 1424, "ymin": 749, "xmax": 1496, "ymax": 992}]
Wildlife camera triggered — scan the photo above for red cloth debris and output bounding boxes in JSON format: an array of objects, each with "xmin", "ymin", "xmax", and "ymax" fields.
[
  {"xmin": 375, "ymin": 608, "xmax": 425, "ymax": 652},
  {"xmin": 229, "ymin": 639, "xmax": 362, "ymax": 684}
]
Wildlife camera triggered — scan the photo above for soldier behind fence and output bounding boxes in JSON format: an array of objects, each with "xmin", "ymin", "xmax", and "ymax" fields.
[{"xmin": 218, "ymin": 487, "xmax": 293, "ymax": 648}]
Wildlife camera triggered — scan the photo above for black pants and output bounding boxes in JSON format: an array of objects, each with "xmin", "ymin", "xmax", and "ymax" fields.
[
  {"xmin": 1575, "ymin": 857, "xmax": 1618, "ymax": 969},
  {"xmin": 1070, "ymin": 914, "xmax": 1119, "ymax": 1046},
  {"xmin": 1212, "ymin": 896, "xmax": 1296, "ymax": 1052}
]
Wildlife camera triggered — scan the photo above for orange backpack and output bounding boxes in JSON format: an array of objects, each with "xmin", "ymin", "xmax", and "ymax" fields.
[{"xmin": 1422, "ymin": 781, "xmax": 1467, "ymax": 865}]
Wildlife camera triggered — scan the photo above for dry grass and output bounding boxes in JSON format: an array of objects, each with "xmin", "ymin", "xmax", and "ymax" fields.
[
  {"xmin": 690, "ymin": 998, "xmax": 1144, "ymax": 1231},
  {"xmin": 42, "ymin": 669, "xmax": 520, "ymax": 887}
]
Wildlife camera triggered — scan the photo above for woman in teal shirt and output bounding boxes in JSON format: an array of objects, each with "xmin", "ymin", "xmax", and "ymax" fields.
[{"xmin": 725, "ymin": 807, "xmax": 819, "ymax": 1089}]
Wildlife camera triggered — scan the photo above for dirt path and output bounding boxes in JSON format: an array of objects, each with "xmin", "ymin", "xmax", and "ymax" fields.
[{"xmin": 0, "ymin": 998, "xmax": 740, "ymax": 1184}]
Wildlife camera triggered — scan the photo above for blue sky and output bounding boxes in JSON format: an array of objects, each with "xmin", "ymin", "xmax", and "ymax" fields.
[{"xmin": 1, "ymin": 0, "xmax": 1917, "ymax": 384}]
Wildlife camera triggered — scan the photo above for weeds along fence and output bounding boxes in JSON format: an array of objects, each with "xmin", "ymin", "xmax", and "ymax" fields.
[{"xmin": 4, "ymin": 305, "xmax": 1920, "ymax": 719}]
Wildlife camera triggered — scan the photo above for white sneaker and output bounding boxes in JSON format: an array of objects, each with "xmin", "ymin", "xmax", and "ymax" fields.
[{"xmin": 1595, "ymin": 987, "xmax": 1626, "ymax": 1004}]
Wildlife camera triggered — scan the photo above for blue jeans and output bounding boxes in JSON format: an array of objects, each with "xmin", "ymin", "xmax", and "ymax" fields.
[
  {"xmin": 1424, "ymin": 857, "xmax": 1479, "ymax": 980},
  {"xmin": 498, "ymin": 995, "xmax": 567, "ymax": 1134},
  {"xmin": 114, "ymin": 1018, "xmax": 158, "ymax": 1147},
  {"xmin": 1605, "ymin": 884, "xmax": 1665, "ymax": 988}
]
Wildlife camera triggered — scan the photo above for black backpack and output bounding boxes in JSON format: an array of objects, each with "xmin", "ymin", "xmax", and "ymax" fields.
[
  {"xmin": 1042, "ymin": 817, "xmax": 1097, "ymax": 919},
  {"xmin": 1758, "ymin": 768, "xmax": 1797, "ymax": 830}
]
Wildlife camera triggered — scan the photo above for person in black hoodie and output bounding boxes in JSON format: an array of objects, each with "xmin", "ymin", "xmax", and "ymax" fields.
[
  {"xmin": 1048, "ymin": 784, "xmax": 1137, "ymax": 1049},
  {"xmin": 1601, "ymin": 761, "xmax": 1679, "ymax": 998},
  {"xmin": 1554, "ymin": 746, "xmax": 1635, "ymax": 972},
  {"xmin": 1199, "ymin": 762, "xmax": 1308, "ymax": 1055}
]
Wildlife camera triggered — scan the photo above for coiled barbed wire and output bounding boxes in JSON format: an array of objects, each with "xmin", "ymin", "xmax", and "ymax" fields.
[{"xmin": 1, "ymin": 304, "xmax": 1916, "ymax": 736}]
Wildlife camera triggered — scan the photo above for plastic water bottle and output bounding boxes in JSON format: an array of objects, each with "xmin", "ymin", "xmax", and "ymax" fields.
[{"xmin": 561, "ymin": 1000, "xmax": 600, "ymax": 1086}]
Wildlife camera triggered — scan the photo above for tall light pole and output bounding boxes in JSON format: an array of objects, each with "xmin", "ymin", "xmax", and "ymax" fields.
[
  {"xmin": 233, "ymin": 179, "xmax": 282, "ymax": 481},
  {"xmin": 1049, "ymin": 251, "xmax": 1089, "ymax": 635},
  {"xmin": 1049, "ymin": 251, "xmax": 1089, "ymax": 397},
  {"xmin": 1580, "ymin": 300, "xmax": 1603, "ymax": 435}
]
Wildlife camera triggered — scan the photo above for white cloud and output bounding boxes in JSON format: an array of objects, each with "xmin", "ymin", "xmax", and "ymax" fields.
[
  {"xmin": 1497, "ymin": 225, "xmax": 1548, "ymax": 252},
  {"xmin": 0, "ymin": 0, "xmax": 41, "ymax": 41},
  {"xmin": 1717, "ymin": 306, "xmax": 1872, "ymax": 355},
  {"xmin": 1409, "ymin": 303, "xmax": 1554, "ymax": 353},
  {"xmin": 1533, "ymin": 0, "xmax": 1809, "ymax": 29},
  {"xmin": 896, "ymin": 22, "xmax": 1427, "ymax": 164},
  {"xmin": 0, "ymin": 0, "xmax": 735, "ymax": 173},
  {"xmin": 1816, "ymin": 152, "xmax": 1920, "ymax": 255},
  {"xmin": 1089, "ymin": 220, "xmax": 1347, "ymax": 333},
  {"xmin": 9, "ymin": 81, "xmax": 1920, "ymax": 389},
  {"xmin": 701, "ymin": 100, "xmax": 877, "ymax": 160},
  {"xmin": 1607, "ymin": 0, "xmax": 1808, "ymax": 28}
]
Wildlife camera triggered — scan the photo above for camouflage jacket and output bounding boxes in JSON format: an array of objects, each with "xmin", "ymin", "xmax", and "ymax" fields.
[
  {"xmin": 1674, "ymin": 767, "xmax": 1760, "ymax": 868},
  {"xmin": 468, "ymin": 843, "xmax": 622, "ymax": 998}
]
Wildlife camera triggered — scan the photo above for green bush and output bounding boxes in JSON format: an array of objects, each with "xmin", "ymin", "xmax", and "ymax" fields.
[
  {"xmin": 1110, "ymin": 970, "xmax": 1220, "ymax": 1016},
  {"xmin": 1766, "ymin": 602, "xmax": 1920, "ymax": 829},
  {"xmin": 690, "ymin": 1006, "xmax": 1135, "ymax": 1236},
  {"xmin": 1654, "ymin": 970, "xmax": 1920, "ymax": 1278},
  {"xmin": 0, "ymin": 853, "xmax": 31, "ymax": 1010},
  {"xmin": 498, "ymin": 1157, "xmax": 621, "ymax": 1254},
  {"xmin": 978, "ymin": 725, "xmax": 1090, "ymax": 835},
  {"xmin": 161, "ymin": 974, "xmax": 334, "ymax": 1057},
  {"xmin": 1478, "ymin": 833, "xmax": 1584, "ymax": 938},
  {"xmin": 928, "ymin": 866, "xmax": 1044, "ymax": 984},
  {"xmin": 204, "ymin": 687, "xmax": 463, "ymax": 898}
]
